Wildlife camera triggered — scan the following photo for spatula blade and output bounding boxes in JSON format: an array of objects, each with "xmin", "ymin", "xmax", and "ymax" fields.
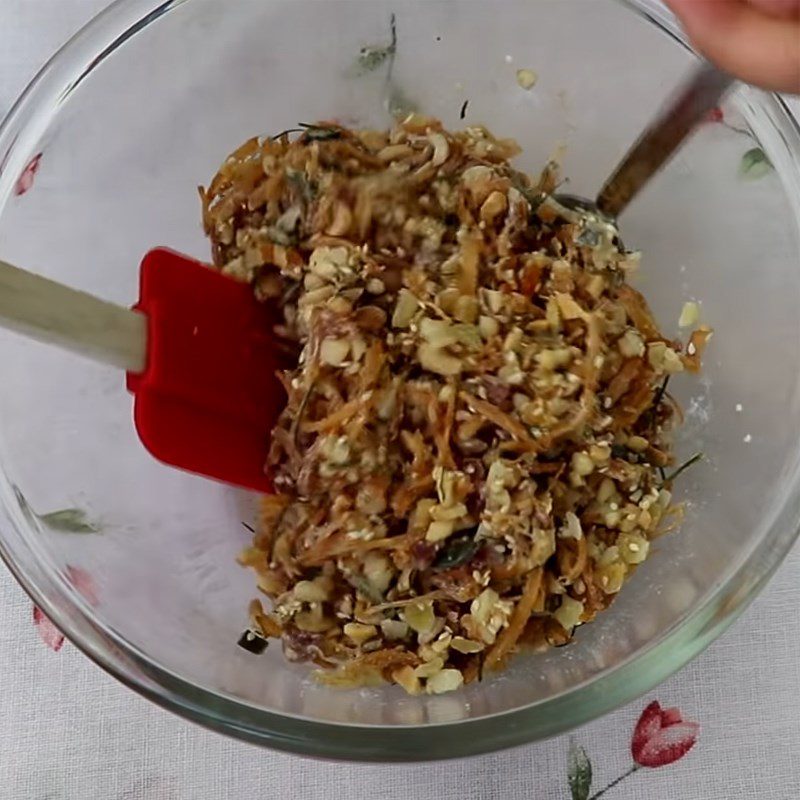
[{"xmin": 126, "ymin": 248, "xmax": 283, "ymax": 491}]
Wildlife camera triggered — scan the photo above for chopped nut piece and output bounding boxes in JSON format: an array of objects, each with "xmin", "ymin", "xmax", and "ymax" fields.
[
  {"xmin": 471, "ymin": 588, "xmax": 500, "ymax": 625},
  {"xmin": 414, "ymin": 657, "xmax": 445, "ymax": 679},
  {"xmin": 618, "ymin": 532, "xmax": 650, "ymax": 565},
  {"xmin": 426, "ymin": 519, "xmax": 456, "ymax": 542},
  {"xmin": 344, "ymin": 622, "xmax": 378, "ymax": 645},
  {"xmin": 627, "ymin": 435, "xmax": 649, "ymax": 453},
  {"xmin": 678, "ymin": 301, "xmax": 700, "ymax": 329},
  {"xmin": 309, "ymin": 246, "xmax": 349, "ymax": 280},
  {"xmin": 393, "ymin": 665, "xmax": 422, "ymax": 695},
  {"xmin": 648, "ymin": 341, "xmax": 684, "ymax": 374},
  {"xmin": 392, "ymin": 289, "xmax": 420, "ymax": 328},
  {"xmin": 478, "ymin": 315, "xmax": 500, "ymax": 339},
  {"xmin": 381, "ymin": 619, "xmax": 410, "ymax": 640},
  {"xmin": 536, "ymin": 347, "xmax": 572, "ymax": 371},
  {"xmin": 293, "ymin": 579, "xmax": 330, "ymax": 603},
  {"xmin": 553, "ymin": 596, "xmax": 584, "ymax": 630},
  {"xmin": 555, "ymin": 293, "xmax": 586, "ymax": 321},
  {"xmin": 618, "ymin": 329, "xmax": 645, "ymax": 358},
  {"xmin": 571, "ymin": 451, "xmax": 595, "ymax": 477},
  {"xmin": 454, "ymin": 295, "xmax": 480, "ymax": 324},
  {"xmin": 450, "ymin": 636, "xmax": 485, "ymax": 654},
  {"xmin": 558, "ymin": 511, "xmax": 583, "ymax": 540},
  {"xmin": 294, "ymin": 608, "xmax": 333, "ymax": 633},
  {"xmin": 662, "ymin": 347, "xmax": 684, "ymax": 374},
  {"xmin": 418, "ymin": 343, "xmax": 463, "ymax": 376},
  {"xmin": 480, "ymin": 191, "xmax": 508, "ymax": 225},
  {"xmin": 420, "ymin": 318, "xmax": 458, "ymax": 347},
  {"xmin": 402, "ymin": 601, "xmax": 436, "ymax": 635},
  {"xmin": 597, "ymin": 477, "xmax": 617, "ymax": 504},
  {"xmin": 426, "ymin": 668, "xmax": 464, "ymax": 694},
  {"xmin": 516, "ymin": 68, "xmax": 538, "ymax": 90},
  {"xmin": 363, "ymin": 551, "xmax": 393, "ymax": 594},
  {"xmin": 483, "ymin": 289, "xmax": 505, "ymax": 314},
  {"xmin": 320, "ymin": 338, "xmax": 350, "ymax": 366},
  {"xmin": 589, "ymin": 443, "xmax": 611, "ymax": 464},
  {"xmin": 597, "ymin": 561, "xmax": 627, "ymax": 594},
  {"xmin": 428, "ymin": 132, "xmax": 450, "ymax": 167}
]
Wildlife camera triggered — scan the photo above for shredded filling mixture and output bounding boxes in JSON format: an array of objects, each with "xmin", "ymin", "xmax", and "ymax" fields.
[{"xmin": 200, "ymin": 115, "xmax": 711, "ymax": 695}]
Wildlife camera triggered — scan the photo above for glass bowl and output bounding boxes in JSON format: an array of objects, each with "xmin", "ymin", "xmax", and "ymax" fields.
[{"xmin": 0, "ymin": 0, "xmax": 799, "ymax": 762}]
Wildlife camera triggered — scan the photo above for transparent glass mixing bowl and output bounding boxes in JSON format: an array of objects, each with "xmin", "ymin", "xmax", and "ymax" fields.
[{"xmin": 1, "ymin": 0, "xmax": 799, "ymax": 762}]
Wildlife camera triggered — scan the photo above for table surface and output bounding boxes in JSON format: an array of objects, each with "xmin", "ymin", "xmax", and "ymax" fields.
[{"xmin": 2, "ymin": 2, "xmax": 800, "ymax": 798}]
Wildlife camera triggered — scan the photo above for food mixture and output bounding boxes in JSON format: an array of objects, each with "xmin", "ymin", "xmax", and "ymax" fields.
[{"xmin": 200, "ymin": 115, "xmax": 710, "ymax": 695}]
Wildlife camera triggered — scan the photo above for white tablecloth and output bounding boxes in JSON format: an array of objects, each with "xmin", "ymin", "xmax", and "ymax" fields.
[{"xmin": 2, "ymin": 2, "xmax": 800, "ymax": 798}]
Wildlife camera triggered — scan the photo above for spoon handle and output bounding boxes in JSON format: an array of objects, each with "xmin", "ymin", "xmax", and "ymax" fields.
[
  {"xmin": 0, "ymin": 258, "xmax": 147, "ymax": 372},
  {"xmin": 597, "ymin": 62, "xmax": 734, "ymax": 218}
]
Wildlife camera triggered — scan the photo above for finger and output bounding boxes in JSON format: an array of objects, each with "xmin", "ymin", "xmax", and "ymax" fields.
[{"xmin": 667, "ymin": 0, "xmax": 800, "ymax": 92}]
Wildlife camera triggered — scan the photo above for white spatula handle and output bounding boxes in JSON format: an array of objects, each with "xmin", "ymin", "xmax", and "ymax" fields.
[{"xmin": 0, "ymin": 258, "xmax": 147, "ymax": 373}]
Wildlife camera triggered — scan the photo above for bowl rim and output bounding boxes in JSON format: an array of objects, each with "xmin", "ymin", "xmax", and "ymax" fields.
[{"xmin": 1, "ymin": 0, "xmax": 799, "ymax": 761}]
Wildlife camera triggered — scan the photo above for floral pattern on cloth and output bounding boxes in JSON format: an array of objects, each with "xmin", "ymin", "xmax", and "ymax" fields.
[
  {"xmin": 567, "ymin": 701, "xmax": 699, "ymax": 799},
  {"xmin": 13, "ymin": 152, "xmax": 42, "ymax": 196},
  {"xmin": 33, "ymin": 565, "xmax": 97, "ymax": 651},
  {"xmin": 704, "ymin": 105, "xmax": 774, "ymax": 180}
]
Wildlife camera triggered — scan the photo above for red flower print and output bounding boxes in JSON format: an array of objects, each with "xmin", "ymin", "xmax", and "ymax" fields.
[
  {"xmin": 32, "ymin": 565, "xmax": 98, "ymax": 652},
  {"xmin": 14, "ymin": 152, "xmax": 43, "ymax": 196},
  {"xmin": 705, "ymin": 107, "xmax": 724, "ymax": 124},
  {"xmin": 631, "ymin": 700, "xmax": 699, "ymax": 768},
  {"xmin": 571, "ymin": 700, "xmax": 701, "ymax": 799},
  {"xmin": 33, "ymin": 606, "xmax": 65, "ymax": 651}
]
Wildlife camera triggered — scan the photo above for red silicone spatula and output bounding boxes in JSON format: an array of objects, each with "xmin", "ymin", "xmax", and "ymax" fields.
[{"xmin": 0, "ymin": 248, "xmax": 284, "ymax": 492}]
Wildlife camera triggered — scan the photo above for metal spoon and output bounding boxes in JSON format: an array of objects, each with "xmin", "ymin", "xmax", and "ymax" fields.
[{"xmin": 555, "ymin": 62, "xmax": 734, "ymax": 224}]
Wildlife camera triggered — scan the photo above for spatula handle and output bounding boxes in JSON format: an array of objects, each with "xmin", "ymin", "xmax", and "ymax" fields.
[
  {"xmin": 0, "ymin": 258, "xmax": 147, "ymax": 373},
  {"xmin": 596, "ymin": 62, "xmax": 734, "ymax": 218}
]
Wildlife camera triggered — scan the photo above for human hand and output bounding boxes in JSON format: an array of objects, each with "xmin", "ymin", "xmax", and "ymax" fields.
[{"xmin": 665, "ymin": 0, "xmax": 800, "ymax": 92}]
